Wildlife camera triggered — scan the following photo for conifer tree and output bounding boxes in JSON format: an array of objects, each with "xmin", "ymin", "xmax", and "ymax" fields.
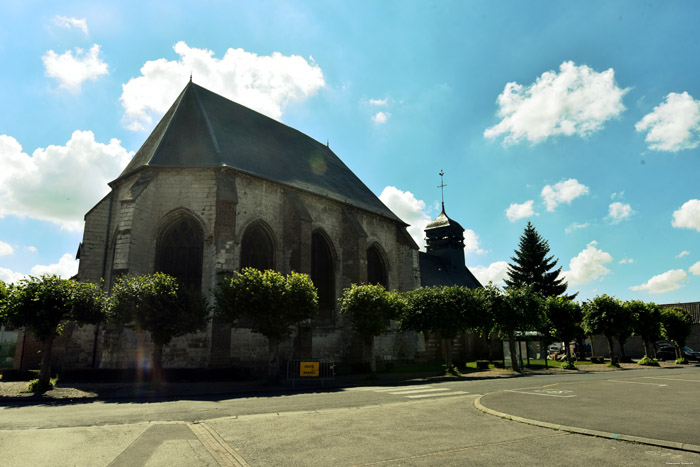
[{"xmin": 505, "ymin": 221, "xmax": 572, "ymax": 298}]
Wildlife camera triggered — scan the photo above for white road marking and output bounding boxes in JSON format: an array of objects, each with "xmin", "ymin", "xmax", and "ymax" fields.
[
  {"xmin": 406, "ymin": 391, "xmax": 469, "ymax": 399},
  {"xmin": 389, "ymin": 388, "xmax": 449, "ymax": 395},
  {"xmin": 606, "ymin": 380, "xmax": 667, "ymax": 386},
  {"xmin": 642, "ymin": 377, "xmax": 700, "ymax": 383},
  {"xmin": 505, "ymin": 390, "xmax": 576, "ymax": 398}
]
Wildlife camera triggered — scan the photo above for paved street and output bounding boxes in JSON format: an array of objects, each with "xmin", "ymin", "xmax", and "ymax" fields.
[{"xmin": 1, "ymin": 367, "xmax": 700, "ymax": 466}]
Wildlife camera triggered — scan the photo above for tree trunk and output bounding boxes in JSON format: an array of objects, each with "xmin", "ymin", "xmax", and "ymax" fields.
[
  {"xmin": 152, "ymin": 342, "xmax": 164, "ymax": 386},
  {"xmin": 508, "ymin": 333, "xmax": 519, "ymax": 372},
  {"xmin": 486, "ymin": 333, "xmax": 494, "ymax": 363},
  {"xmin": 642, "ymin": 339, "xmax": 650, "ymax": 358},
  {"xmin": 542, "ymin": 340, "xmax": 548, "ymax": 369},
  {"xmin": 267, "ymin": 339, "xmax": 281, "ymax": 383},
  {"xmin": 606, "ymin": 336, "xmax": 617, "ymax": 365},
  {"xmin": 444, "ymin": 338, "xmax": 453, "ymax": 370},
  {"xmin": 368, "ymin": 335, "xmax": 376, "ymax": 376},
  {"xmin": 618, "ymin": 337, "xmax": 627, "ymax": 358},
  {"xmin": 38, "ymin": 333, "xmax": 55, "ymax": 389},
  {"xmin": 565, "ymin": 342, "xmax": 572, "ymax": 366}
]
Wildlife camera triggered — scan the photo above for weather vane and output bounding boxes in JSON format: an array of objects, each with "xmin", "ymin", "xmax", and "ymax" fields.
[{"xmin": 438, "ymin": 169, "xmax": 447, "ymax": 209}]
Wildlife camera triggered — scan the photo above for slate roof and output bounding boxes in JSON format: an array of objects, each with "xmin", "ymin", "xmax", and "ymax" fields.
[
  {"xmin": 116, "ymin": 81, "xmax": 403, "ymax": 223},
  {"xmin": 419, "ymin": 252, "xmax": 482, "ymax": 289},
  {"xmin": 425, "ymin": 207, "xmax": 464, "ymax": 231}
]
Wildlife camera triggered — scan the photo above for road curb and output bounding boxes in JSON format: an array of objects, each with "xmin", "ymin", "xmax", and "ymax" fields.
[{"xmin": 473, "ymin": 394, "xmax": 700, "ymax": 454}]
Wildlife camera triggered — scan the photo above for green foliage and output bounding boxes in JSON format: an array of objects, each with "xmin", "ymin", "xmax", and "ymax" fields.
[
  {"xmin": 4, "ymin": 276, "xmax": 106, "ymax": 341},
  {"xmin": 401, "ymin": 286, "xmax": 480, "ymax": 339},
  {"xmin": 543, "ymin": 296, "xmax": 582, "ymax": 354},
  {"xmin": 637, "ymin": 356, "xmax": 659, "ymax": 366},
  {"xmin": 27, "ymin": 377, "xmax": 54, "ymax": 393},
  {"xmin": 675, "ymin": 357, "xmax": 689, "ymax": 365},
  {"xmin": 110, "ymin": 273, "xmax": 210, "ymax": 346},
  {"xmin": 630, "ymin": 301, "xmax": 662, "ymax": 356},
  {"xmin": 214, "ymin": 268, "xmax": 318, "ymax": 343},
  {"xmin": 505, "ymin": 221, "xmax": 571, "ymax": 298},
  {"xmin": 582, "ymin": 294, "xmax": 626, "ymax": 363},
  {"xmin": 561, "ymin": 361, "xmax": 577, "ymax": 370},
  {"xmin": 338, "ymin": 283, "xmax": 401, "ymax": 339},
  {"xmin": 660, "ymin": 307, "xmax": 693, "ymax": 352},
  {"xmin": 0, "ymin": 280, "xmax": 8, "ymax": 324}
]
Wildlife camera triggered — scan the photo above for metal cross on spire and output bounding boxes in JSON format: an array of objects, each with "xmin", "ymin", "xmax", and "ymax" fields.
[{"xmin": 438, "ymin": 169, "xmax": 447, "ymax": 212}]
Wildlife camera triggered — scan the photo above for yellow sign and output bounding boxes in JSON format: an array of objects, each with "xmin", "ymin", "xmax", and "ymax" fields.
[{"xmin": 300, "ymin": 361, "xmax": 319, "ymax": 377}]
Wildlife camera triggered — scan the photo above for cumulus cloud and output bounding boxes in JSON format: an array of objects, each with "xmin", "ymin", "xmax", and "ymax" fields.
[
  {"xmin": 541, "ymin": 178, "xmax": 589, "ymax": 212},
  {"xmin": 563, "ymin": 241, "xmax": 613, "ymax": 285},
  {"xmin": 506, "ymin": 200, "xmax": 535, "ymax": 222},
  {"xmin": 619, "ymin": 258, "xmax": 634, "ymax": 264},
  {"xmin": 677, "ymin": 250, "xmax": 690, "ymax": 258},
  {"xmin": 471, "ymin": 261, "xmax": 509, "ymax": 286},
  {"xmin": 0, "ymin": 132, "xmax": 132, "ymax": 231},
  {"xmin": 607, "ymin": 202, "xmax": 634, "ymax": 224},
  {"xmin": 463, "ymin": 229, "xmax": 487, "ymax": 255},
  {"xmin": 0, "ymin": 268, "xmax": 24, "ymax": 284},
  {"xmin": 30, "ymin": 253, "xmax": 80, "ymax": 278},
  {"xmin": 672, "ymin": 199, "xmax": 700, "ymax": 232},
  {"xmin": 372, "ymin": 111, "xmax": 391, "ymax": 124},
  {"xmin": 565, "ymin": 222, "xmax": 589, "ymax": 234},
  {"xmin": 380, "ymin": 186, "xmax": 431, "ymax": 250},
  {"xmin": 484, "ymin": 61, "xmax": 627, "ymax": 145},
  {"xmin": 42, "ymin": 44, "xmax": 108, "ymax": 92},
  {"xmin": 635, "ymin": 92, "xmax": 700, "ymax": 152},
  {"xmin": 121, "ymin": 41, "xmax": 325, "ymax": 131},
  {"xmin": 0, "ymin": 241, "xmax": 14, "ymax": 257},
  {"xmin": 630, "ymin": 269, "xmax": 688, "ymax": 294},
  {"xmin": 53, "ymin": 15, "xmax": 89, "ymax": 35},
  {"xmin": 369, "ymin": 98, "xmax": 388, "ymax": 106},
  {"xmin": 690, "ymin": 261, "xmax": 700, "ymax": 276}
]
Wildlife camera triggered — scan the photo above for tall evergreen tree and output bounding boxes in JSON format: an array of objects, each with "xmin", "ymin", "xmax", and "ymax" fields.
[{"xmin": 505, "ymin": 221, "xmax": 572, "ymax": 298}]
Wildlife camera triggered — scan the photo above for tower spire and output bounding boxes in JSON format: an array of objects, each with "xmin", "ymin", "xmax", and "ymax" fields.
[{"xmin": 438, "ymin": 169, "xmax": 447, "ymax": 212}]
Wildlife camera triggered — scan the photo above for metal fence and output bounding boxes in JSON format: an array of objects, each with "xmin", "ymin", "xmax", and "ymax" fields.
[{"xmin": 286, "ymin": 359, "xmax": 336, "ymax": 387}]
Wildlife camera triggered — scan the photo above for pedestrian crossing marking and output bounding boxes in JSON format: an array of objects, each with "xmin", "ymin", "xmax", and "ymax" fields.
[{"xmin": 406, "ymin": 391, "xmax": 468, "ymax": 398}]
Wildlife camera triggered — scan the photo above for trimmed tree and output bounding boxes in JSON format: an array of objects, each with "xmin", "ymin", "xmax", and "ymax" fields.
[
  {"xmin": 0, "ymin": 280, "xmax": 7, "ymax": 323},
  {"xmin": 505, "ymin": 221, "xmax": 572, "ymax": 299},
  {"xmin": 3, "ymin": 276, "xmax": 106, "ymax": 390},
  {"xmin": 214, "ymin": 268, "xmax": 318, "ymax": 381},
  {"xmin": 109, "ymin": 273, "xmax": 210, "ymax": 384},
  {"xmin": 629, "ymin": 300, "xmax": 661, "ymax": 358},
  {"xmin": 483, "ymin": 284, "xmax": 542, "ymax": 372},
  {"xmin": 582, "ymin": 294, "xmax": 624, "ymax": 365},
  {"xmin": 338, "ymin": 283, "xmax": 403, "ymax": 376},
  {"xmin": 543, "ymin": 296, "xmax": 582, "ymax": 367},
  {"xmin": 660, "ymin": 307, "xmax": 693, "ymax": 361},
  {"xmin": 402, "ymin": 286, "xmax": 479, "ymax": 371}
]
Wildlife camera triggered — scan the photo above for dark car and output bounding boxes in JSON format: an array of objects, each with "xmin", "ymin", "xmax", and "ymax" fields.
[
  {"xmin": 682, "ymin": 346, "xmax": 700, "ymax": 361},
  {"xmin": 655, "ymin": 345, "xmax": 677, "ymax": 361}
]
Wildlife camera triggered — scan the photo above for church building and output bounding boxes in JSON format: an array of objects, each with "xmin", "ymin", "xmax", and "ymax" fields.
[{"xmin": 26, "ymin": 81, "xmax": 482, "ymax": 371}]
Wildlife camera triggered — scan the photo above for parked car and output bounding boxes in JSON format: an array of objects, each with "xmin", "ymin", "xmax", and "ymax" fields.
[
  {"xmin": 654, "ymin": 342, "xmax": 700, "ymax": 361},
  {"xmin": 682, "ymin": 346, "xmax": 700, "ymax": 361}
]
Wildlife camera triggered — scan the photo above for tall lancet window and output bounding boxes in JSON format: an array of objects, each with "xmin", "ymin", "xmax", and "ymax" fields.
[
  {"xmin": 311, "ymin": 231, "xmax": 335, "ymax": 320},
  {"xmin": 155, "ymin": 217, "xmax": 204, "ymax": 291},
  {"xmin": 367, "ymin": 245, "xmax": 388, "ymax": 288},
  {"xmin": 240, "ymin": 222, "xmax": 275, "ymax": 271}
]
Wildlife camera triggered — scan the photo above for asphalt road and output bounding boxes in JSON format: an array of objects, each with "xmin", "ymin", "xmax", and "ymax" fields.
[{"xmin": 1, "ymin": 367, "xmax": 700, "ymax": 466}]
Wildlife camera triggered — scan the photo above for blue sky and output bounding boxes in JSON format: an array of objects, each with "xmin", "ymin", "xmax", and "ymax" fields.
[{"xmin": 1, "ymin": 1, "xmax": 699, "ymax": 303}]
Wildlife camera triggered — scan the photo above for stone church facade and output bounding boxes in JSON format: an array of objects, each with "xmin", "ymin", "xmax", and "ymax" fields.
[{"xmin": 11, "ymin": 81, "xmax": 486, "ymax": 372}]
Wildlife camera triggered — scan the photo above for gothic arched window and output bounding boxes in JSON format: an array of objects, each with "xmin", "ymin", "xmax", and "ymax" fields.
[
  {"xmin": 155, "ymin": 217, "xmax": 204, "ymax": 291},
  {"xmin": 311, "ymin": 231, "xmax": 335, "ymax": 320},
  {"xmin": 240, "ymin": 222, "xmax": 275, "ymax": 271},
  {"xmin": 367, "ymin": 245, "xmax": 387, "ymax": 287}
]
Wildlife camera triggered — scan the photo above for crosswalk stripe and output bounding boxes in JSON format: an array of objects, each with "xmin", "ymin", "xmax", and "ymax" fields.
[
  {"xmin": 405, "ymin": 391, "xmax": 469, "ymax": 399},
  {"xmin": 388, "ymin": 388, "xmax": 449, "ymax": 395}
]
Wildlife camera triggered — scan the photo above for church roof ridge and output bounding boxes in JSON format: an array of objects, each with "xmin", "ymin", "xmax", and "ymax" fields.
[{"xmin": 115, "ymin": 81, "xmax": 403, "ymax": 224}]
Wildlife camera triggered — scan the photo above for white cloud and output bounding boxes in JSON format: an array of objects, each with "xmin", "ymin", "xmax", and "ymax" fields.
[
  {"xmin": 563, "ymin": 241, "xmax": 613, "ymax": 285},
  {"xmin": 379, "ymin": 186, "xmax": 431, "ymax": 250},
  {"xmin": 672, "ymin": 199, "xmax": 700, "ymax": 232},
  {"xmin": 27, "ymin": 246, "xmax": 38, "ymax": 254},
  {"xmin": 689, "ymin": 261, "xmax": 700, "ymax": 276},
  {"xmin": 0, "ymin": 268, "xmax": 24, "ymax": 284},
  {"xmin": 635, "ymin": 92, "xmax": 700, "ymax": 152},
  {"xmin": 677, "ymin": 250, "xmax": 690, "ymax": 258},
  {"xmin": 607, "ymin": 202, "xmax": 634, "ymax": 224},
  {"xmin": 463, "ymin": 229, "xmax": 486, "ymax": 255},
  {"xmin": 369, "ymin": 98, "xmax": 388, "ymax": 106},
  {"xmin": 541, "ymin": 178, "xmax": 589, "ymax": 212},
  {"xmin": 372, "ymin": 111, "xmax": 391, "ymax": 124},
  {"xmin": 29, "ymin": 253, "xmax": 79, "ymax": 279},
  {"xmin": 0, "ymin": 132, "xmax": 133, "ymax": 231},
  {"xmin": 565, "ymin": 222, "xmax": 589, "ymax": 234},
  {"xmin": 121, "ymin": 41, "xmax": 325, "ymax": 131},
  {"xmin": 630, "ymin": 269, "xmax": 688, "ymax": 294},
  {"xmin": 42, "ymin": 44, "xmax": 108, "ymax": 92},
  {"xmin": 619, "ymin": 258, "xmax": 634, "ymax": 264},
  {"xmin": 53, "ymin": 15, "xmax": 89, "ymax": 35},
  {"xmin": 472, "ymin": 261, "xmax": 509, "ymax": 286},
  {"xmin": 0, "ymin": 241, "xmax": 14, "ymax": 257},
  {"xmin": 506, "ymin": 200, "xmax": 535, "ymax": 222},
  {"xmin": 484, "ymin": 61, "xmax": 627, "ymax": 145}
]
